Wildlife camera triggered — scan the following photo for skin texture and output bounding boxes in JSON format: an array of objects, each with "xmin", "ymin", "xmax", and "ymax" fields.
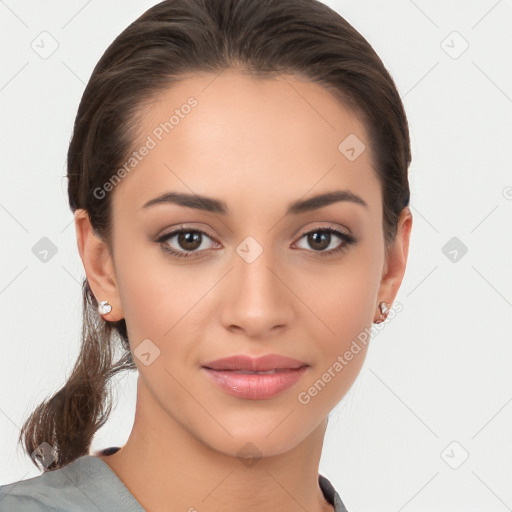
[{"xmin": 75, "ymin": 69, "xmax": 412, "ymax": 512}]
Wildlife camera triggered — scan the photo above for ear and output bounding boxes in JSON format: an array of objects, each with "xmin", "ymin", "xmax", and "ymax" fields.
[
  {"xmin": 74, "ymin": 209, "xmax": 124, "ymax": 321},
  {"xmin": 375, "ymin": 206, "xmax": 413, "ymax": 320}
]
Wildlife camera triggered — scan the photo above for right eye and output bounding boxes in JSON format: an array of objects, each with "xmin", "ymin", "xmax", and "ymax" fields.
[{"xmin": 156, "ymin": 227, "xmax": 219, "ymax": 259}]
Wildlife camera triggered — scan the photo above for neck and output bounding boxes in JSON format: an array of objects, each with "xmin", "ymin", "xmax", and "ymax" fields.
[{"xmin": 97, "ymin": 376, "xmax": 334, "ymax": 512}]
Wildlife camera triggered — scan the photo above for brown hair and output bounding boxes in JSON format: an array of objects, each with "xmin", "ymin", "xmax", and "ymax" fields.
[{"xmin": 19, "ymin": 0, "xmax": 411, "ymax": 471}]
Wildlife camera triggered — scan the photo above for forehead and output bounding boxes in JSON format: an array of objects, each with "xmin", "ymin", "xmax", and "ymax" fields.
[{"xmin": 112, "ymin": 69, "xmax": 380, "ymax": 216}]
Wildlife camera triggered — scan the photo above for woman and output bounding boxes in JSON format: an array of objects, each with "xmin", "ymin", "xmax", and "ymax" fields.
[{"xmin": 0, "ymin": 0, "xmax": 412, "ymax": 510}]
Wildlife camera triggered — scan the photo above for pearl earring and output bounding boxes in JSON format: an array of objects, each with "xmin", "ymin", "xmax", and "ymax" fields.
[
  {"xmin": 374, "ymin": 301, "xmax": 389, "ymax": 324},
  {"xmin": 98, "ymin": 300, "xmax": 112, "ymax": 315}
]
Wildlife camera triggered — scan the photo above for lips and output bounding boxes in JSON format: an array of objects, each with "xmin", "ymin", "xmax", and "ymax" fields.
[
  {"xmin": 225, "ymin": 369, "xmax": 287, "ymax": 375},
  {"xmin": 201, "ymin": 354, "xmax": 309, "ymax": 372},
  {"xmin": 201, "ymin": 354, "xmax": 310, "ymax": 399},
  {"xmin": 201, "ymin": 366, "xmax": 309, "ymax": 400}
]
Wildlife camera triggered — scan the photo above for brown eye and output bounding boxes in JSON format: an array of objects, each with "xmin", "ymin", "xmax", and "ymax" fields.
[
  {"xmin": 176, "ymin": 231, "xmax": 202, "ymax": 251},
  {"xmin": 295, "ymin": 228, "xmax": 357, "ymax": 255},
  {"xmin": 156, "ymin": 228, "xmax": 217, "ymax": 259},
  {"xmin": 307, "ymin": 231, "xmax": 331, "ymax": 251}
]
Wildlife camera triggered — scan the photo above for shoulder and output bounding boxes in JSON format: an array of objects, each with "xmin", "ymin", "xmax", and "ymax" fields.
[
  {"xmin": 0, "ymin": 468, "xmax": 76, "ymax": 511},
  {"xmin": 0, "ymin": 453, "xmax": 144, "ymax": 512}
]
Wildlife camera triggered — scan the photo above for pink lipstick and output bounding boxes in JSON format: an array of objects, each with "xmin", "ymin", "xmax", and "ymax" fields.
[{"xmin": 201, "ymin": 354, "xmax": 310, "ymax": 400}]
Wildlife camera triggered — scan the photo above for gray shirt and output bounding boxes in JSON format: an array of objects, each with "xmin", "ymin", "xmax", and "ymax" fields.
[{"xmin": 0, "ymin": 449, "xmax": 349, "ymax": 511}]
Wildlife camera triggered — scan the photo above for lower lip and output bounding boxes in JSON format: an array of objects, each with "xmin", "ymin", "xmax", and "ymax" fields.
[{"xmin": 201, "ymin": 366, "xmax": 309, "ymax": 400}]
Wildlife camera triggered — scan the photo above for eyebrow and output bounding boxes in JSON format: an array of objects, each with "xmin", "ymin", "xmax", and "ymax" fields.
[{"xmin": 141, "ymin": 189, "xmax": 368, "ymax": 215}]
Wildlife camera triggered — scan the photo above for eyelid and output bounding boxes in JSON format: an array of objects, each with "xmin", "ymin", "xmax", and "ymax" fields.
[
  {"xmin": 296, "ymin": 222, "xmax": 353, "ymax": 239},
  {"xmin": 155, "ymin": 223, "xmax": 217, "ymax": 241}
]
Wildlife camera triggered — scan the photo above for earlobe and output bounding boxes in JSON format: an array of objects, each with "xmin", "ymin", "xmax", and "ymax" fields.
[
  {"xmin": 374, "ymin": 207, "xmax": 413, "ymax": 322},
  {"xmin": 74, "ymin": 209, "xmax": 124, "ymax": 321}
]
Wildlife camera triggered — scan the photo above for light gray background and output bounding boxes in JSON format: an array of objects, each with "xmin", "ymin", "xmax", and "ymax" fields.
[{"xmin": 1, "ymin": 1, "xmax": 511, "ymax": 511}]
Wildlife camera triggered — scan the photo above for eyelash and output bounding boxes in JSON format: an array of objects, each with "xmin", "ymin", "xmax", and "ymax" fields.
[{"xmin": 156, "ymin": 226, "xmax": 357, "ymax": 260}]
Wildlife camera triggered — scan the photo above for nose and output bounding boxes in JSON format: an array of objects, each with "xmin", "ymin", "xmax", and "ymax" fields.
[{"xmin": 219, "ymin": 242, "xmax": 294, "ymax": 339}]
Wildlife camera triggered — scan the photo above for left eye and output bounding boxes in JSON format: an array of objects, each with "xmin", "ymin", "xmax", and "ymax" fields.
[{"xmin": 295, "ymin": 227, "xmax": 356, "ymax": 254}]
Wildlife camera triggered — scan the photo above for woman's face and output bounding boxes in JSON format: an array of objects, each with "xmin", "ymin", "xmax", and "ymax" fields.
[{"xmin": 88, "ymin": 69, "xmax": 409, "ymax": 457}]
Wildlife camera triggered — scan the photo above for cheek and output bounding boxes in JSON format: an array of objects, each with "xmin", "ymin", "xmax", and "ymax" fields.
[
  {"xmin": 297, "ymin": 249, "xmax": 383, "ymax": 336},
  {"xmin": 300, "ymin": 242, "xmax": 383, "ymax": 376},
  {"xmin": 312, "ymin": 273, "xmax": 374, "ymax": 373},
  {"xmin": 112, "ymin": 230, "xmax": 173, "ymax": 339},
  {"xmin": 295, "ymin": 267, "xmax": 376, "ymax": 410},
  {"xmin": 117, "ymin": 270, "xmax": 180, "ymax": 344},
  {"xmin": 113, "ymin": 236, "xmax": 211, "ymax": 355}
]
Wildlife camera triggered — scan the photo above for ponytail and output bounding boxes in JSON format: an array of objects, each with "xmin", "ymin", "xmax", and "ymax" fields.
[{"xmin": 18, "ymin": 280, "xmax": 135, "ymax": 471}]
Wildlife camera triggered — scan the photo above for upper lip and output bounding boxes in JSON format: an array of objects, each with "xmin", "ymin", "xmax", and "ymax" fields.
[{"xmin": 202, "ymin": 354, "xmax": 309, "ymax": 371}]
